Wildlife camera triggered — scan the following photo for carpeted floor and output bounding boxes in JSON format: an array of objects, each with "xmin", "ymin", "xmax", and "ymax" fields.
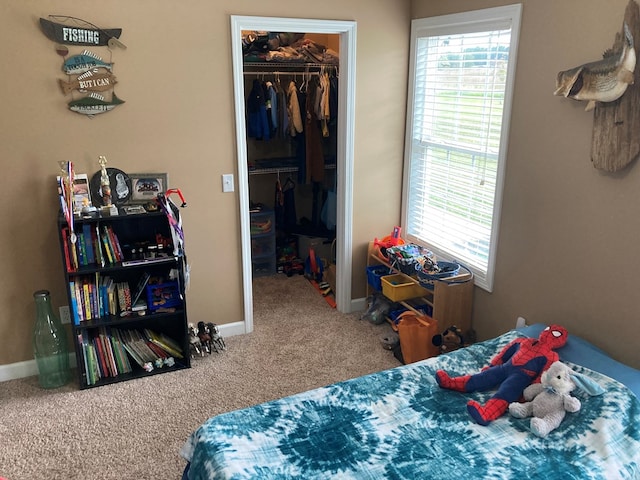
[{"xmin": 0, "ymin": 274, "xmax": 399, "ymax": 480}]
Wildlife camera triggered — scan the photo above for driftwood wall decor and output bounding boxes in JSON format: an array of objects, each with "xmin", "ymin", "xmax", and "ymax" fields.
[{"xmin": 591, "ymin": 0, "xmax": 640, "ymax": 172}]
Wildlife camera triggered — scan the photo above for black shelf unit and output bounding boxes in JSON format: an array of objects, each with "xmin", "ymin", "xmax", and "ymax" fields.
[{"xmin": 57, "ymin": 209, "xmax": 191, "ymax": 389}]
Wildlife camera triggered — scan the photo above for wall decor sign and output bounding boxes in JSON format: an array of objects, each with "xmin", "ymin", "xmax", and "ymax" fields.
[{"xmin": 39, "ymin": 15, "xmax": 126, "ymax": 118}]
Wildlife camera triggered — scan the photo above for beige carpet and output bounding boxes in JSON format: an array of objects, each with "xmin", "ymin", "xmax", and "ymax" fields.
[{"xmin": 0, "ymin": 275, "xmax": 399, "ymax": 480}]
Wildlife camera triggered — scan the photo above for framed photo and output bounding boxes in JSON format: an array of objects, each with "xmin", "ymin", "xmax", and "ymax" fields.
[
  {"xmin": 128, "ymin": 173, "xmax": 168, "ymax": 204},
  {"xmin": 58, "ymin": 173, "xmax": 92, "ymax": 213}
]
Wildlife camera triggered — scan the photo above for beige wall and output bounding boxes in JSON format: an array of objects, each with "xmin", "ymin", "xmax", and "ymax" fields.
[
  {"xmin": 0, "ymin": 1, "xmax": 410, "ymax": 366},
  {"xmin": 4, "ymin": 0, "xmax": 639, "ymax": 373},
  {"xmin": 413, "ymin": 0, "xmax": 640, "ymax": 369}
]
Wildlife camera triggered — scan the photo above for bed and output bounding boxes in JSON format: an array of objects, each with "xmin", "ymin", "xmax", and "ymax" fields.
[{"xmin": 180, "ymin": 324, "xmax": 640, "ymax": 479}]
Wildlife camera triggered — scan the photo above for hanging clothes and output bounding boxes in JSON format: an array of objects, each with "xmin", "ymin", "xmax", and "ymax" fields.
[
  {"xmin": 265, "ymin": 81, "xmax": 278, "ymax": 137},
  {"xmin": 316, "ymin": 71, "xmax": 331, "ymax": 138},
  {"xmin": 305, "ymin": 75, "xmax": 325, "ymax": 184},
  {"xmin": 274, "ymin": 176, "xmax": 284, "ymax": 229},
  {"xmin": 329, "ymin": 75, "xmax": 339, "ymax": 126},
  {"xmin": 282, "ymin": 177, "xmax": 297, "ymax": 233},
  {"xmin": 286, "ymin": 81, "xmax": 303, "ymax": 137},
  {"xmin": 275, "ymin": 78, "xmax": 288, "ymax": 139},
  {"xmin": 247, "ymin": 79, "xmax": 270, "ymax": 140},
  {"xmin": 295, "ymin": 86, "xmax": 307, "ymax": 184}
]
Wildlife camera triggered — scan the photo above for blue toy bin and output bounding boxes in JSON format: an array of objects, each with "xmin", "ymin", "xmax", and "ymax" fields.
[{"xmin": 366, "ymin": 264, "xmax": 392, "ymax": 291}]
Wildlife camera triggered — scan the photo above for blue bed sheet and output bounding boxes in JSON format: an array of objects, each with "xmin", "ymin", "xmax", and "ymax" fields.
[
  {"xmin": 181, "ymin": 330, "xmax": 640, "ymax": 480},
  {"xmin": 518, "ymin": 323, "xmax": 640, "ymax": 399}
]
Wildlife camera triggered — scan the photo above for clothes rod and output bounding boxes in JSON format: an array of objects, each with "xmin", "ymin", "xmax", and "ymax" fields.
[{"xmin": 243, "ymin": 70, "xmax": 321, "ymax": 76}]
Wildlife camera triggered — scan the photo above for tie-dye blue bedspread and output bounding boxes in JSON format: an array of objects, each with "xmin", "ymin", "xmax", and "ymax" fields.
[{"xmin": 181, "ymin": 330, "xmax": 640, "ymax": 479}]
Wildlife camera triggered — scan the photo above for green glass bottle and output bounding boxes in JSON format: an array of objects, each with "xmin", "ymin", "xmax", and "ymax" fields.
[{"xmin": 32, "ymin": 290, "xmax": 70, "ymax": 388}]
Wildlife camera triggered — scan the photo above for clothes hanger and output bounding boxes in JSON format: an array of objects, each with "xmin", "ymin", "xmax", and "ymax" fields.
[{"xmin": 283, "ymin": 176, "xmax": 295, "ymax": 191}]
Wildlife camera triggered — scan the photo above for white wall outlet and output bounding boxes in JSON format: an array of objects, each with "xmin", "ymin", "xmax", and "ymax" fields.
[
  {"xmin": 515, "ymin": 316, "xmax": 527, "ymax": 329},
  {"xmin": 222, "ymin": 173, "xmax": 234, "ymax": 193},
  {"xmin": 59, "ymin": 305, "xmax": 71, "ymax": 325}
]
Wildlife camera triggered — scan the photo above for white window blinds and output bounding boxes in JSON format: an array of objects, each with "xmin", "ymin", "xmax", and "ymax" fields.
[{"xmin": 403, "ymin": 5, "xmax": 522, "ymax": 291}]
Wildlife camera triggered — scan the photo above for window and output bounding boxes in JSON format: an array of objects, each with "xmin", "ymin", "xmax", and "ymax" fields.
[{"xmin": 402, "ymin": 5, "xmax": 522, "ymax": 292}]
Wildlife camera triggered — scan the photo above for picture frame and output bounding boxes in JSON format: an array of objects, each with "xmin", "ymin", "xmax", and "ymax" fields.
[
  {"xmin": 128, "ymin": 173, "xmax": 168, "ymax": 204},
  {"xmin": 58, "ymin": 173, "xmax": 92, "ymax": 213}
]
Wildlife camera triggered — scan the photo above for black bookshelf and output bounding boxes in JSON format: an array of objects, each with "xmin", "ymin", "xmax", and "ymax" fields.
[{"xmin": 57, "ymin": 209, "xmax": 191, "ymax": 389}]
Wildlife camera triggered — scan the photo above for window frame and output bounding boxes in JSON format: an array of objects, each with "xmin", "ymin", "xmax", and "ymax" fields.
[{"xmin": 401, "ymin": 4, "xmax": 522, "ymax": 292}]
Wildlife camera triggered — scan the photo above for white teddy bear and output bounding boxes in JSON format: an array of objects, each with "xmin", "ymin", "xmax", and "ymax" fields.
[{"xmin": 508, "ymin": 361, "xmax": 581, "ymax": 437}]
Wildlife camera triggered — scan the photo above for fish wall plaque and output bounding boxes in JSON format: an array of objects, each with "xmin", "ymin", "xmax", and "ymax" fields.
[
  {"xmin": 590, "ymin": 0, "xmax": 640, "ymax": 172},
  {"xmin": 59, "ymin": 70, "xmax": 117, "ymax": 95},
  {"xmin": 39, "ymin": 15, "xmax": 125, "ymax": 117},
  {"xmin": 554, "ymin": 23, "xmax": 636, "ymax": 111},
  {"xmin": 40, "ymin": 16, "xmax": 125, "ymax": 49}
]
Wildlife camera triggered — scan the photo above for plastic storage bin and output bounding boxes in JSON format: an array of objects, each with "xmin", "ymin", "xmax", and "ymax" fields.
[
  {"xmin": 381, "ymin": 273, "xmax": 430, "ymax": 302},
  {"xmin": 366, "ymin": 264, "xmax": 392, "ymax": 291}
]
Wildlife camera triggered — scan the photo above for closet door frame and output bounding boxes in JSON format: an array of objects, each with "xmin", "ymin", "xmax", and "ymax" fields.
[{"xmin": 230, "ymin": 15, "xmax": 356, "ymax": 332}]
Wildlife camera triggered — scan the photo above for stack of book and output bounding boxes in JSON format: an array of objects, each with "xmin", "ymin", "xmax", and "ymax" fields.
[
  {"xmin": 78, "ymin": 327, "xmax": 183, "ymax": 386},
  {"xmin": 61, "ymin": 224, "xmax": 124, "ymax": 272},
  {"xmin": 69, "ymin": 273, "xmax": 150, "ymax": 324}
]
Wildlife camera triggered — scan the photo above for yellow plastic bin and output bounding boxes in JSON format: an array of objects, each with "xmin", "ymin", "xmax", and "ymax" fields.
[{"xmin": 381, "ymin": 273, "xmax": 430, "ymax": 302}]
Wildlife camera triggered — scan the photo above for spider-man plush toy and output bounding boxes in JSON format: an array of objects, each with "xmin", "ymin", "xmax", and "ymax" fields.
[{"xmin": 436, "ymin": 325, "xmax": 568, "ymax": 426}]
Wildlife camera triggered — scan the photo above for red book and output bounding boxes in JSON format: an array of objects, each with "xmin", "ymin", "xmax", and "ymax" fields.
[
  {"xmin": 106, "ymin": 226, "xmax": 123, "ymax": 262},
  {"xmin": 93, "ymin": 335, "xmax": 109, "ymax": 378},
  {"xmin": 61, "ymin": 227, "xmax": 73, "ymax": 272}
]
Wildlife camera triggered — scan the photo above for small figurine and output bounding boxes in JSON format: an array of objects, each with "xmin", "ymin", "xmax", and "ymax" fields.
[
  {"xmin": 197, "ymin": 321, "xmax": 212, "ymax": 354},
  {"xmin": 188, "ymin": 323, "xmax": 203, "ymax": 358},
  {"xmin": 98, "ymin": 155, "xmax": 112, "ymax": 206},
  {"xmin": 207, "ymin": 322, "xmax": 226, "ymax": 353}
]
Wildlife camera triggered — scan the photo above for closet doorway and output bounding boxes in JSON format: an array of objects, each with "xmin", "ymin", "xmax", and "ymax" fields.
[{"xmin": 230, "ymin": 16, "xmax": 356, "ymax": 333}]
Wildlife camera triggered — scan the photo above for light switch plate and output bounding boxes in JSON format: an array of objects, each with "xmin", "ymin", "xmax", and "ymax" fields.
[{"xmin": 222, "ymin": 174, "xmax": 234, "ymax": 193}]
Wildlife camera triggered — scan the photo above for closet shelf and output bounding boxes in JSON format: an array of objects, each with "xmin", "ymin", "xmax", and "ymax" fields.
[
  {"xmin": 249, "ymin": 156, "xmax": 336, "ymax": 175},
  {"xmin": 243, "ymin": 62, "xmax": 337, "ymax": 69},
  {"xmin": 249, "ymin": 164, "xmax": 336, "ymax": 175},
  {"xmin": 243, "ymin": 62, "xmax": 338, "ymax": 76}
]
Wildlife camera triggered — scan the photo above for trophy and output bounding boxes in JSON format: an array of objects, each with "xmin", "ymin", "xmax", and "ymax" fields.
[{"xmin": 98, "ymin": 155, "xmax": 112, "ymax": 206}]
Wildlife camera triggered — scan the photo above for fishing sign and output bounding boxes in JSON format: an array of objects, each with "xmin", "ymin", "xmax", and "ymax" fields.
[{"xmin": 39, "ymin": 15, "xmax": 126, "ymax": 117}]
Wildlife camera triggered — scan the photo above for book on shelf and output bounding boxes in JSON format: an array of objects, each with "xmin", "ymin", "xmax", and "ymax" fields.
[
  {"xmin": 82, "ymin": 223, "xmax": 95, "ymax": 265},
  {"xmin": 131, "ymin": 272, "xmax": 151, "ymax": 307},
  {"xmin": 104, "ymin": 226, "xmax": 123, "ymax": 262},
  {"xmin": 76, "ymin": 326, "xmax": 183, "ymax": 384},
  {"xmin": 94, "ymin": 225, "xmax": 105, "ymax": 267},
  {"xmin": 61, "ymin": 227, "xmax": 73, "ymax": 272},
  {"xmin": 116, "ymin": 282, "xmax": 132, "ymax": 313},
  {"xmin": 101, "ymin": 231, "xmax": 114, "ymax": 264},
  {"xmin": 144, "ymin": 329, "xmax": 184, "ymax": 358},
  {"xmin": 77, "ymin": 230, "xmax": 86, "ymax": 266},
  {"xmin": 69, "ymin": 281, "xmax": 81, "ymax": 324}
]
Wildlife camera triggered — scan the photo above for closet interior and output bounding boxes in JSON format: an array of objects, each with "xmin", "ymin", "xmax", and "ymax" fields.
[{"xmin": 242, "ymin": 31, "xmax": 340, "ymax": 278}]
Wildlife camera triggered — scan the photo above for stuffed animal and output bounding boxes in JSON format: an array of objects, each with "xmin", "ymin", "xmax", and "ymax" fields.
[
  {"xmin": 436, "ymin": 325, "xmax": 569, "ymax": 426},
  {"xmin": 508, "ymin": 361, "xmax": 581, "ymax": 437},
  {"xmin": 509, "ymin": 360, "xmax": 605, "ymax": 437},
  {"xmin": 432, "ymin": 325, "xmax": 464, "ymax": 354}
]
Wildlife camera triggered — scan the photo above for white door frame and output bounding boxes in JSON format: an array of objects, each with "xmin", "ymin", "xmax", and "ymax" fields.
[{"xmin": 230, "ymin": 15, "xmax": 356, "ymax": 333}]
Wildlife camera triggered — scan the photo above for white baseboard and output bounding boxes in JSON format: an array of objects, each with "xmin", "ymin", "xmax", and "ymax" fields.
[
  {"xmin": 0, "ymin": 353, "xmax": 77, "ymax": 383},
  {"xmin": 0, "ymin": 313, "xmax": 365, "ymax": 383},
  {"xmin": 0, "ymin": 321, "xmax": 248, "ymax": 383},
  {"xmin": 351, "ymin": 297, "xmax": 367, "ymax": 313}
]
